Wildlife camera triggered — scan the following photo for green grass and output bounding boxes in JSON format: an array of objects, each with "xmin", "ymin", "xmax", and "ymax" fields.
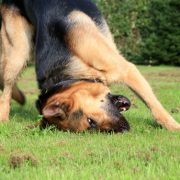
[{"xmin": 0, "ymin": 66, "xmax": 180, "ymax": 180}]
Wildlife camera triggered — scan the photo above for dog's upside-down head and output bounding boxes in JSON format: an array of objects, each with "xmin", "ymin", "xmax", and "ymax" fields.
[{"xmin": 37, "ymin": 81, "xmax": 131, "ymax": 133}]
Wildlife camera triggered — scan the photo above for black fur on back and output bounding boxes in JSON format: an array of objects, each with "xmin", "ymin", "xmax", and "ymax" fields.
[{"xmin": 2, "ymin": 0, "xmax": 104, "ymax": 90}]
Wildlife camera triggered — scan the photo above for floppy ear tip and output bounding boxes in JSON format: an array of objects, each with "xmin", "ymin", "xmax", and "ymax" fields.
[
  {"xmin": 42, "ymin": 106, "xmax": 54, "ymax": 118},
  {"xmin": 42, "ymin": 103, "xmax": 66, "ymax": 119}
]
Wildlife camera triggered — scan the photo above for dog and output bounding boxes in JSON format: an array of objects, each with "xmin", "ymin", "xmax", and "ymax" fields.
[{"xmin": 0, "ymin": 0, "xmax": 180, "ymax": 132}]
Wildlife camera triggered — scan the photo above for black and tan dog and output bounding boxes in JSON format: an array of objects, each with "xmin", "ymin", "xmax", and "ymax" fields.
[{"xmin": 0, "ymin": 0, "xmax": 180, "ymax": 132}]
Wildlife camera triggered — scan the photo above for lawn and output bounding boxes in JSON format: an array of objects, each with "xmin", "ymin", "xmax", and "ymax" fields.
[{"xmin": 0, "ymin": 66, "xmax": 180, "ymax": 180}]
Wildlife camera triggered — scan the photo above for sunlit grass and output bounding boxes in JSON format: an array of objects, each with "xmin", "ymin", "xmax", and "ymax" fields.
[{"xmin": 0, "ymin": 66, "xmax": 180, "ymax": 179}]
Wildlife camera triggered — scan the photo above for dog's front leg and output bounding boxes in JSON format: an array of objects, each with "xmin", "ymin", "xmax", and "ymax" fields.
[
  {"xmin": 66, "ymin": 11, "xmax": 180, "ymax": 130},
  {"xmin": 0, "ymin": 7, "xmax": 32, "ymax": 122},
  {"xmin": 120, "ymin": 61, "xmax": 180, "ymax": 130}
]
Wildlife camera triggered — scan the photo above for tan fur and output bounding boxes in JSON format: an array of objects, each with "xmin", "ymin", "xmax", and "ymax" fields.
[
  {"xmin": 0, "ymin": 6, "xmax": 33, "ymax": 122},
  {"xmin": 65, "ymin": 11, "xmax": 180, "ymax": 130},
  {"xmin": 41, "ymin": 82, "xmax": 116, "ymax": 132},
  {"xmin": 0, "ymin": 7, "xmax": 179, "ymax": 131}
]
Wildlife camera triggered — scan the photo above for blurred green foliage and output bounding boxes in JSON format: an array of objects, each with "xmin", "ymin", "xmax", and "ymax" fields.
[{"xmin": 95, "ymin": 0, "xmax": 180, "ymax": 65}]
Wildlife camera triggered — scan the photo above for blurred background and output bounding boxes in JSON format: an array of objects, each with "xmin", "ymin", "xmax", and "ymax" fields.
[
  {"xmin": 1, "ymin": 0, "xmax": 179, "ymax": 66},
  {"xmin": 94, "ymin": 0, "xmax": 180, "ymax": 66}
]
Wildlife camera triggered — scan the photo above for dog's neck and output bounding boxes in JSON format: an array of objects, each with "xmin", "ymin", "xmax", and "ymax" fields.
[{"xmin": 36, "ymin": 78, "xmax": 103, "ymax": 113}]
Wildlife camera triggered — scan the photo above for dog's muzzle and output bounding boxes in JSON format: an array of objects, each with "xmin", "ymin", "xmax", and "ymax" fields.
[{"xmin": 108, "ymin": 93, "xmax": 131, "ymax": 112}]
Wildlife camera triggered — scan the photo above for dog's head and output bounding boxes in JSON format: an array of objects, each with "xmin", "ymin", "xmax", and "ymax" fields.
[{"xmin": 39, "ymin": 81, "xmax": 131, "ymax": 133}]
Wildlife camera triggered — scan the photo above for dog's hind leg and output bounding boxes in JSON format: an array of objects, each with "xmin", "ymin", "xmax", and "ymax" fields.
[
  {"xmin": 12, "ymin": 85, "xmax": 26, "ymax": 105},
  {"xmin": 66, "ymin": 11, "xmax": 180, "ymax": 130},
  {"xmin": 0, "ymin": 83, "xmax": 25, "ymax": 105},
  {"xmin": 0, "ymin": 7, "xmax": 32, "ymax": 122}
]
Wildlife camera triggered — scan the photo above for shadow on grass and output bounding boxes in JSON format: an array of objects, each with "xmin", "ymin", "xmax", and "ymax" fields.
[{"xmin": 147, "ymin": 120, "xmax": 163, "ymax": 129}]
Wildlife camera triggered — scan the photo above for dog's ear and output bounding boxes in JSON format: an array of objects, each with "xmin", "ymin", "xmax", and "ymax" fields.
[{"xmin": 42, "ymin": 101, "xmax": 69, "ymax": 120}]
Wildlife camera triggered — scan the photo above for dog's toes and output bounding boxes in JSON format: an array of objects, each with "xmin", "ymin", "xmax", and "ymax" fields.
[
  {"xmin": 164, "ymin": 118, "xmax": 180, "ymax": 131},
  {"xmin": 167, "ymin": 124, "xmax": 180, "ymax": 131},
  {"xmin": 153, "ymin": 109, "xmax": 180, "ymax": 131}
]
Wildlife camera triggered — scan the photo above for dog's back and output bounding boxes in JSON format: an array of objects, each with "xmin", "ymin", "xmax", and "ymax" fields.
[
  {"xmin": 24, "ymin": 0, "xmax": 102, "ymax": 22},
  {"xmin": 8, "ymin": 0, "xmax": 108, "ymax": 90}
]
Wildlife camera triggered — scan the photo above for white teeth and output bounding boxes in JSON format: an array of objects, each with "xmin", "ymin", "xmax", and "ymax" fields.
[{"xmin": 121, "ymin": 108, "xmax": 126, "ymax": 111}]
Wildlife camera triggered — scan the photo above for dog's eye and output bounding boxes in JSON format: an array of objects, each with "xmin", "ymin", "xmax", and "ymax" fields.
[{"xmin": 87, "ymin": 118, "xmax": 97, "ymax": 128}]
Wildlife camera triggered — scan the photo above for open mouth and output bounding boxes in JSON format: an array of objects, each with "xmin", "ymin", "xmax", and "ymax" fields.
[
  {"xmin": 108, "ymin": 94, "xmax": 131, "ymax": 112},
  {"xmin": 114, "ymin": 100, "xmax": 130, "ymax": 112}
]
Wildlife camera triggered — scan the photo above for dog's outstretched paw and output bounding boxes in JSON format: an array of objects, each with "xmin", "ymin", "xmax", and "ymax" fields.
[
  {"xmin": 165, "ymin": 122, "xmax": 180, "ymax": 131},
  {"xmin": 163, "ymin": 117, "xmax": 180, "ymax": 131},
  {"xmin": 153, "ymin": 109, "xmax": 180, "ymax": 131}
]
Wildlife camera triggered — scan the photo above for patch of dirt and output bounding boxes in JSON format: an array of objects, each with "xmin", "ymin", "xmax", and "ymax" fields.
[
  {"xmin": 145, "ymin": 71, "xmax": 180, "ymax": 78},
  {"xmin": 56, "ymin": 140, "xmax": 67, "ymax": 146},
  {"xmin": 150, "ymin": 146, "xmax": 159, "ymax": 153},
  {"xmin": 132, "ymin": 167, "xmax": 140, "ymax": 174},
  {"xmin": 143, "ymin": 153, "xmax": 151, "ymax": 162},
  {"xmin": 130, "ymin": 151, "xmax": 152, "ymax": 165},
  {"xmin": 9, "ymin": 152, "xmax": 38, "ymax": 168},
  {"xmin": 49, "ymin": 157, "xmax": 59, "ymax": 166},
  {"xmin": 144, "ymin": 71, "xmax": 180, "ymax": 82},
  {"xmin": 158, "ymin": 72, "xmax": 180, "ymax": 77},
  {"xmin": 59, "ymin": 152, "xmax": 74, "ymax": 160},
  {"xmin": 113, "ymin": 161, "xmax": 123, "ymax": 169},
  {"xmin": 0, "ymin": 144, "xmax": 5, "ymax": 153}
]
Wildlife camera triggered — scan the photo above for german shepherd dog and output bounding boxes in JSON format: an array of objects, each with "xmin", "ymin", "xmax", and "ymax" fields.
[{"xmin": 0, "ymin": 0, "xmax": 180, "ymax": 132}]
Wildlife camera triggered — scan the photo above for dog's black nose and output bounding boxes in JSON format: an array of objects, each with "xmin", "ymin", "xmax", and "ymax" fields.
[
  {"xmin": 108, "ymin": 94, "xmax": 131, "ymax": 112},
  {"xmin": 120, "ymin": 99, "xmax": 131, "ymax": 108}
]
